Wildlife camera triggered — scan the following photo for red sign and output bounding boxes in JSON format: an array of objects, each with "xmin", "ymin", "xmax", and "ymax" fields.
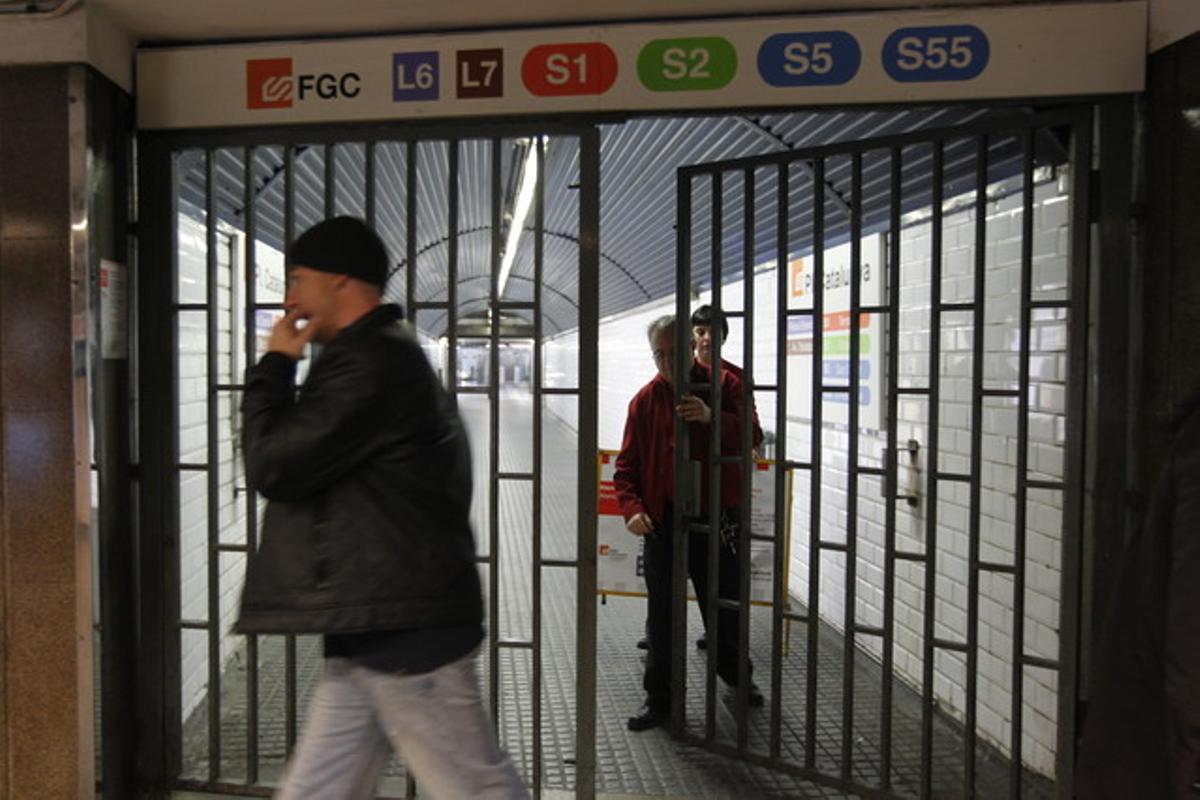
[
  {"xmin": 246, "ymin": 58, "xmax": 294, "ymax": 109},
  {"xmin": 522, "ymin": 43, "xmax": 618, "ymax": 97},
  {"xmin": 598, "ymin": 480, "xmax": 621, "ymax": 516}
]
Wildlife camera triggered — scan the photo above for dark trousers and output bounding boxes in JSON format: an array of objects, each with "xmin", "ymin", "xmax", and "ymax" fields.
[{"xmin": 643, "ymin": 506, "xmax": 752, "ymax": 710}]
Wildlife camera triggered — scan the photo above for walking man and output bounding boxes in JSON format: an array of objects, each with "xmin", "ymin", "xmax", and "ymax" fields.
[
  {"xmin": 614, "ymin": 315, "xmax": 762, "ymax": 732},
  {"xmin": 235, "ymin": 216, "xmax": 528, "ymax": 799}
]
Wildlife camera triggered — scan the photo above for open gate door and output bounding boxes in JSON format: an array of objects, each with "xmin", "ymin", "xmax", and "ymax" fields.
[{"xmin": 668, "ymin": 109, "xmax": 1092, "ymax": 799}]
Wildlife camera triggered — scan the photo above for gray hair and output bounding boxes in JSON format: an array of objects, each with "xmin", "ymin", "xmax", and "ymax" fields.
[{"xmin": 646, "ymin": 315, "xmax": 675, "ymax": 345}]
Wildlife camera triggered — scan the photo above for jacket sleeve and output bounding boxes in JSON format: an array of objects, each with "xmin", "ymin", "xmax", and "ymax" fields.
[
  {"xmin": 241, "ymin": 348, "xmax": 390, "ymax": 501},
  {"xmin": 613, "ymin": 397, "xmax": 646, "ymax": 523},
  {"xmin": 1165, "ymin": 425, "xmax": 1200, "ymax": 798}
]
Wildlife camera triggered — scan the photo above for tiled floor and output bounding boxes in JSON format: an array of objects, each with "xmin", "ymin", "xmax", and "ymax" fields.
[{"xmin": 178, "ymin": 392, "xmax": 1053, "ymax": 799}]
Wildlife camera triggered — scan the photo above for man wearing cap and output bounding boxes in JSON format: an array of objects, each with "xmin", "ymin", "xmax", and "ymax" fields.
[{"xmin": 236, "ymin": 216, "xmax": 527, "ymax": 799}]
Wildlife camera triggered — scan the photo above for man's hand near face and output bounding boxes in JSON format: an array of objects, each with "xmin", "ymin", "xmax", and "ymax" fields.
[{"xmin": 268, "ymin": 310, "xmax": 317, "ymax": 360}]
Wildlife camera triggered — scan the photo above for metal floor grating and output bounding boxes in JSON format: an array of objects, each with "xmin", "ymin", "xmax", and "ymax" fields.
[{"xmin": 181, "ymin": 391, "xmax": 1054, "ymax": 799}]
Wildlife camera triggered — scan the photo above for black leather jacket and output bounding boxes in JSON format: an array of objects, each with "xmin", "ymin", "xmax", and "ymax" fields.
[{"xmin": 234, "ymin": 304, "xmax": 483, "ymax": 635}]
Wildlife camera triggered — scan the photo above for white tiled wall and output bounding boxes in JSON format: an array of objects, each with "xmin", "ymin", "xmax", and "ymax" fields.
[{"xmin": 177, "ymin": 209, "xmax": 287, "ymax": 722}]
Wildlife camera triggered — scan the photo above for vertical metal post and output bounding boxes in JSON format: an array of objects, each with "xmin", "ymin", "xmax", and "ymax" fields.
[
  {"xmin": 242, "ymin": 144, "xmax": 261, "ymax": 786},
  {"xmin": 671, "ymin": 171, "xmax": 692, "ymax": 737},
  {"xmin": 965, "ymin": 134, "xmax": 989, "ymax": 798},
  {"xmin": 406, "ymin": 141, "xmax": 417, "ymax": 323},
  {"xmin": 1009, "ymin": 128, "xmax": 1036, "ymax": 800},
  {"xmin": 324, "ymin": 143, "xmax": 335, "ymax": 217},
  {"xmin": 736, "ymin": 166, "xmax": 755, "ymax": 749},
  {"xmin": 204, "ymin": 147, "xmax": 222, "ymax": 783},
  {"xmin": 365, "ymin": 140, "xmax": 376, "ymax": 230},
  {"xmin": 920, "ymin": 140, "xmax": 945, "ymax": 800},
  {"xmin": 447, "ymin": 140, "xmax": 460, "ymax": 401},
  {"xmin": 531, "ymin": 134, "xmax": 545, "ymax": 797},
  {"xmin": 805, "ymin": 157, "xmax": 826, "ymax": 771},
  {"xmin": 880, "ymin": 145, "xmax": 903, "ymax": 792},
  {"xmin": 769, "ymin": 161, "xmax": 790, "ymax": 761},
  {"xmin": 841, "ymin": 151, "xmax": 863, "ymax": 782},
  {"xmin": 1058, "ymin": 113, "xmax": 1094, "ymax": 800},
  {"xmin": 489, "ymin": 136, "xmax": 502, "ymax": 723},
  {"xmin": 576, "ymin": 126, "xmax": 601, "ymax": 800},
  {"xmin": 282, "ymin": 143, "xmax": 298, "ymax": 754},
  {"xmin": 705, "ymin": 171, "xmax": 724, "ymax": 740}
]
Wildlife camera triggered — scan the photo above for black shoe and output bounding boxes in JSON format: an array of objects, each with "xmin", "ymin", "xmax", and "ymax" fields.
[
  {"xmin": 696, "ymin": 634, "xmax": 707, "ymax": 650},
  {"xmin": 727, "ymin": 681, "xmax": 765, "ymax": 708},
  {"xmin": 627, "ymin": 702, "xmax": 669, "ymax": 732},
  {"xmin": 636, "ymin": 637, "xmax": 648, "ymax": 650}
]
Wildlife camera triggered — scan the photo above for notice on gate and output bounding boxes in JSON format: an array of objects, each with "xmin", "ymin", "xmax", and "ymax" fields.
[{"xmin": 596, "ymin": 450, "xmax": 791, "ymax": 605}]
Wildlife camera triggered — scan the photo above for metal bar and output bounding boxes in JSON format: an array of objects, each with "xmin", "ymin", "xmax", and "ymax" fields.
[
  {"xmin": 882, "ymin": 152, "xmax": 901, "ymax": 790},
  {"xmin": 937, "ymin": 472, "xmax": 973, "ymax": 483},
  {"xmin": 176, "ymin": 302, "xmax": 209, "ymax": 311},
  {"xmin": 770, "ymin": 160, "xmax": 790, "ymax": 762},
  {"xmin": 805, "ymin": 156, "xmax": 826, "ymax": 771},
  {"xmin": 242, "ymin": 143, "xmax": 261, "ymax": 785},
  {"xmin": 895, "ymin": 550, "xmax": 927, "ymax": 563},
  {"xmin": 1027, "ymin": 479, "xmax": 1066, "ymax": 491},
  {"xmin": 841, "ymin": 151, "xmax": 863, "ymax": 782},
  {"xmin": 736, "ymin": 166, "xmax": 755, "ymax": 750},
  {"xmin": 283, "ymin": 143, "xmax": 299, "ymax": 754},
  {"xmin": 896, "ymin": 387, "xmax": 931, "ymax": 395},
  {"xmin": 671, "ymin": 167, "xmax": 692, "ymax": 740},
  {"xmin": 364, "ymin": 140, "xmax": 376, "ymax": 229},
  {"xmin": 980, "ymin": 561, "xmax": 1017, "ymax": 574},
  {"xmin": 541, "ymin": 558, "xmax": 578, "ymax": 569},
  {"xmin": 214, "ymin": 383, "xmax": 246, "ymax": 391},
  {"xmin": 541, "ymin": 387, "xmax": 580, "ymax": 396},
  {"xmin": 856, "ymin": 625, "xmax": 886, "ymax": 637},
  {"xmin": 204, "ymin": 147, "xmax": 222, "ymax": 784},
  {"xmin": 964, "ymin": 133, "xmax": 989, "ymax": 799},
  {"xmin": 447, "ymin": 140, "xmax": 460, "ymax": 402},
  {"xmin": 409, "ymin": 301, "xmax": 449, "ymax": 311},
  {"xmin": 982, "ymin": 389, "xmax": 1022, "ymax": 398},
  {"xmin": 488, "ymin": 137, "xmax": 502, "ymax": 725},
  {"xmin": 1010, "ymin": 130, "xmax": 1036, "ymax": 800},
  {"xmin": 920, "ymin": 140, "xmax": 945, "ymax": 800},
  {"xmin": 215, "ymin": 543, "xmax": 249, "ymax": 553},
  {"xmin": 324, "ymin": 142, "xmax": 335, "ymax": 216},
  {"xmin": 818, "ymin": 541, "xmax": 849, "ymax": 553},
  {"xmin": 933, "ymin": 638, "xmax": 970, "ymax": 653},
  {"xmin": 406, "ymin": 140, "xmax": 417, "ymax": 326},
  {"xmin": 940, "ymin": 301, "xmax": 975, "ymax": 312},
  {"xmin": 576, "ymin": 126, "xmax": 601, "ymax": 800},
  {"xmin": 497, "ymin": 472, "xmax": 535, "ymax": 481},
  {"xmin": 1030, "ymin": 299, "xmax": 1069, "ymax": 310},
  {"xmin": 179, "ymin": 620, "xmax": 210, "ymax": 631},
  {"xmin": 179, "ymin": 463, "xmax": 209, "ymax": 471},
  {"xmin": 1057, "ymin": 112, "xmax": 1094, "ymax": 800},
  {"xmin": 1024, "ymin": 655, "xmax": 1060, "ymax": 671},
  {"xmin": 705, "ymin": 170, "xmax": 723, "ymax": 741},
  {"xmin": 531, "ymin": 134, "xmax": 546, "ymax": 799},
  {"xmin": 496, "ymin": 639, "xmax": 536, "ymax": 650}
]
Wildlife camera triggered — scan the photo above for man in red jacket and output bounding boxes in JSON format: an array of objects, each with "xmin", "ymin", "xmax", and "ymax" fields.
[{"xmin": 614, "ymin": 315, "xmax": 762, "ymax": 732}]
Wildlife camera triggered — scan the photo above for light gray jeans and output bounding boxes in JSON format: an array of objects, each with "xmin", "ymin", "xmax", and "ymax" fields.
[{"xmin": 276, "ymin": 651, "xmax": 529, "ymax": 800}]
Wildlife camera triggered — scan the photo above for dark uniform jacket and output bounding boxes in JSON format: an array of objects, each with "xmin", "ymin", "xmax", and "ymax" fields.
[
  {"xmin": 1077, "ymin": 402, "xmax": 1200, "ymax": 798},
  {"xmin": 234, "ymin": 304, "xmax": 483, "ymax": 635}
]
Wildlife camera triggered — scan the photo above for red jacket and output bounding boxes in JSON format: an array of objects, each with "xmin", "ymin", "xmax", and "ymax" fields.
[{"xmin": 613, "ymin": 363, "xmax": 746, "ymax": 527}]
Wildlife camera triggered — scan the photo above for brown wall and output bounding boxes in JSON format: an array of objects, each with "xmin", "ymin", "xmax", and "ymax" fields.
[
  {"xmin": 1141, "ymin": 32, "xmax": 1200, "ymax": 489},
  {"xmin": 0, "ymin": 65, "xmax": 92, "ymax": 798}
]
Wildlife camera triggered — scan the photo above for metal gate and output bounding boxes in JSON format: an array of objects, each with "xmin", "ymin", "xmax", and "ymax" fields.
[
  {"xmin": 136, "ymin": 123, "xmax": 600, "ymax": 798},
  {"xmin": 670, "ymin": 108, "xmax": 1091, "ymax": 799}
]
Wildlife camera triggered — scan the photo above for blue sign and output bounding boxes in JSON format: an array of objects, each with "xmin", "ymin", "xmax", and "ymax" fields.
[
  {"xmin": 393, "ymin": 51, "xmax": 439, "ymax": 101},
  {"xmin": 882, "ymin": 26, "xmax": 989, "ymax": 82},
  {"xmin": 757, "ymin": 31, "xmax": 861, "ymax": 87},
  {"xmin": 823, "ymin": 358, "xmax": 871, "ymax": 381}
]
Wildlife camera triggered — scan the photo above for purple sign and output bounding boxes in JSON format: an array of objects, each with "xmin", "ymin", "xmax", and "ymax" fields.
[{"xmin": 393, "ymin": 51, "xmax": 439, "ymax": 101}]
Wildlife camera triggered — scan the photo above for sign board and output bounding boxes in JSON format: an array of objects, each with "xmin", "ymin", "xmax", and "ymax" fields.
[
  {"xmin": 597, "ymin": 450, "xmax": 791, "ymax": 605},
  {"xmin": 99, "ymin": 259, "xmax": 127, "ymax": 359},
  {"xmin": 137, "ymin": 3, "xmax": 1146, "ymax": 129},
  {"xmin": 786, "ymin": 233, "xmax": 885, "ymax": 430}
]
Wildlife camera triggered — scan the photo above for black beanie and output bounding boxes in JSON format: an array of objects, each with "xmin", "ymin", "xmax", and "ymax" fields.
[{"xmin": 285, "ymin": 216, "xmax": 389, "ymax": 290}]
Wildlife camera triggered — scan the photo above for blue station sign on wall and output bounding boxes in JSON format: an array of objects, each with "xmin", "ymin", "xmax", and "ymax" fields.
[{"xmin": 137, "ymin": 1, "xmax": 1146, "ymax": 129}]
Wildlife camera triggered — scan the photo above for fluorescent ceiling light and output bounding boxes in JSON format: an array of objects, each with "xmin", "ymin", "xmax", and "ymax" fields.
[{"xmin": 497, "ymin": 137, "xmax": 544, "ymax": 297}]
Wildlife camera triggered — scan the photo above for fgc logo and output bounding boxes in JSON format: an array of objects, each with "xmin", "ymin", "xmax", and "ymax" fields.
[{"xmin": 246, "ymin": 58, "xmax": 361, "ymax": 109}]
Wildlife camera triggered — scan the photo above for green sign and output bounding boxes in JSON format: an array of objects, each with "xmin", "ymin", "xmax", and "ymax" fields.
[{"xmin": 637, "ymin": 37, "xmax": 737, "ymax": 92}]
